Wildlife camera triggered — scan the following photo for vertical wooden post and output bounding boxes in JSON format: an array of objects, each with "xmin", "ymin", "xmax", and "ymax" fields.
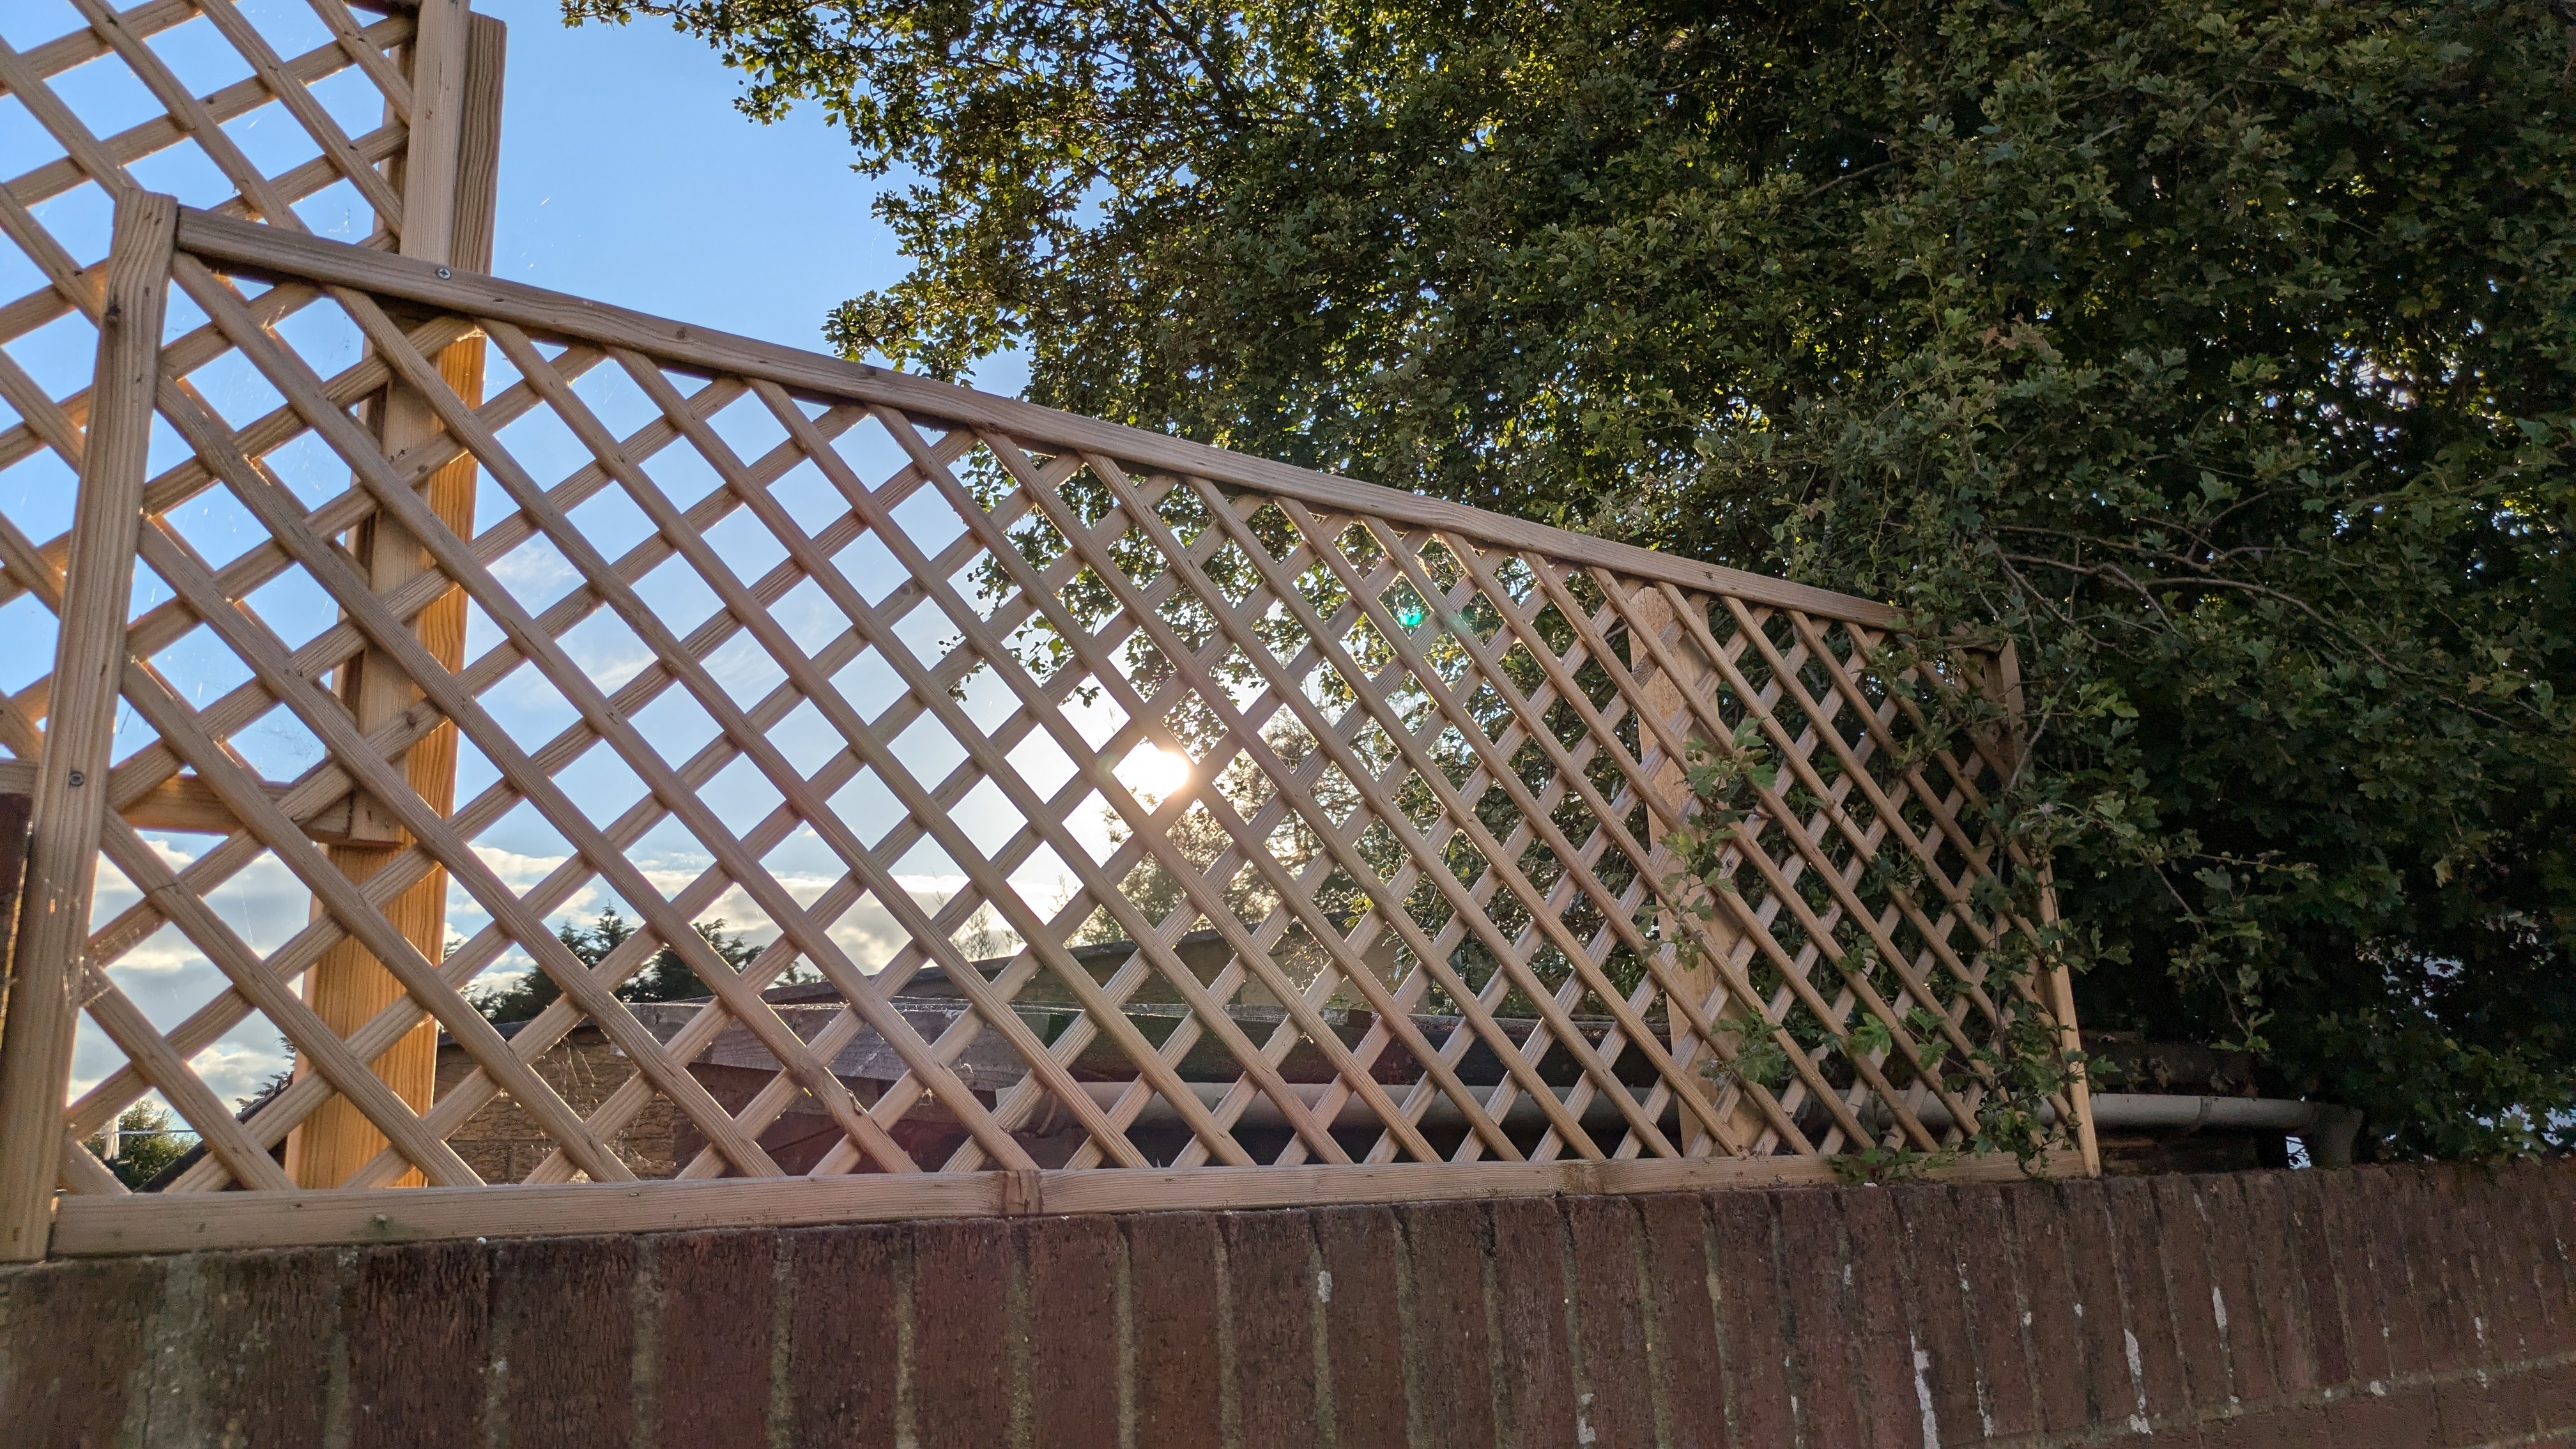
[
  {"xmin": 0, "ymin": 191, "xmax": 177, "ymax": 1261},
  {"xmin": 287, "ymin": 4, "xmax": 503, "ymax": 1189},
  {"xmin": 1982, "ymin": 641, "xmax": 2099, "ymax": 1175}
]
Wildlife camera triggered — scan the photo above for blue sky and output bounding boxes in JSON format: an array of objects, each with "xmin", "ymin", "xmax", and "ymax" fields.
[{"xmin": 477, "ymin": 0, "xmax": 1025, "ymax": 391}]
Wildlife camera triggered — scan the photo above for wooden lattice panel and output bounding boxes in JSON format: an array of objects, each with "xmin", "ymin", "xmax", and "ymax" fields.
[
  {"xmin": 3, "ymin": 203, "xmax": 2093, "ymax": 1252},
  {"xmin": 1, "ymin": 0, "xmax": 452, "ymax": 505}
]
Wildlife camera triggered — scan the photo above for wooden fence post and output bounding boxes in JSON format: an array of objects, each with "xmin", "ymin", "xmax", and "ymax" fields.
[
  {"xmin": 0, "ymin": 191, "xmax": 178, "ymax": 1261},
  {"xmin": 1983, "ymin": 641, "xmax": 2100, "ymax": 1176},
  {"xmin": 287, "ymin": 4, "xmax": 505, "ymax": 1189}
]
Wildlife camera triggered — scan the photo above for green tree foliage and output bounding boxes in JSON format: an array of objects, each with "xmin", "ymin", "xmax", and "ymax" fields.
[
  {"xmin": 470, "ymin": 907, "xmax": 765, "ymax": 1022},
  {"xmin": 573, "ymin": 0, "xmax": 2575, "ymax": 1154},
  {"xmin": 84, "ymin": 1102, "xmax": 191, "ymax": 1190}
]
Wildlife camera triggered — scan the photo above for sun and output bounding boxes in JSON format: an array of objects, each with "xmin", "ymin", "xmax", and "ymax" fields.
[{"xmin": 1117, "ymin": 744, "xmax": 1195, "ymax": 800}]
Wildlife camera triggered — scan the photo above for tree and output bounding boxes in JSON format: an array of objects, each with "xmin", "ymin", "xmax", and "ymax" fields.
[
  {"xmin": 470, "ymin": 906, "xmax": 767, "ymax": 1023},
  {"xmin": 574, "ymin": 0, "xmax": 2576, "ymax": 1156},
  {"xmin": 84, "ymin": 1102, "xmax": 190, "ymax": 1190}
]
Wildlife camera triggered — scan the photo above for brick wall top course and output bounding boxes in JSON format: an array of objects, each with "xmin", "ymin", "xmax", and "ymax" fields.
[{"xmin": 4, "ymin": 1163, "xmax": 2572, "ymax": 1449}]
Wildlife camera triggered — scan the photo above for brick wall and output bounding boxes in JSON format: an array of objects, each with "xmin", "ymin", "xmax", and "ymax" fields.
[{"xmin": 4, "ymin": 1163, "xmax": 2572, "ymax": 1448}]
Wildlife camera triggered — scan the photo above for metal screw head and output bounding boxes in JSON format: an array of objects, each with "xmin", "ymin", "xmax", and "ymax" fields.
[
  {"xmin": 435, "ymin": 266, "xmax": 452, "ymax": 279},
  {"xmin": 65, "ymin": 769, "xmax": 84, "ymax": 786}
]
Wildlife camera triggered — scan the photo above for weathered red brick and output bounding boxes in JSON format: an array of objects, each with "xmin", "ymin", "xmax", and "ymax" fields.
[
  {"xmin": 190, "ymin": 1248, "xmax": 339, "ymax": 1449},
  {"xmin": 1837, "ymin": 1190, "xmax": 1924, "ymax": 1449},
  {"xmin": 1314, "ymin": 1204, "xmax": 1408, "ymax": 1449},
  {"xmin": 2543, "ymin": 1165, "xmax": 2576, "ymax": 1349},
  {"xmin": 1023, "ymin": 1215, "xmax": 1119, "ymax": 1449},
  {"xmin": 2424, "ymin": 1165, "xmax": 2491, "ymax": 1368},
  {"xmin": 2326, "ymin": 1383, "xmax": 2444, "ymax": 1448},
  {"xmin": 2504, "ymin": 1160, "xmax": 2565, "ymax": 1351},
  {"xmin": 2527, "ymin": 1359, "xmax": 2576, "ymax": 1431},
  {"xmin": 0, "ymin": 1257, "xmax": 162, "ymax": 1449},
  {"xmin": 2317, "ymin": 1170, "xmax": 2398, "ymax": 1384},
  {"xmin": 1772, "ymin": 1188, "xmax": 1864, "ymax": 1448},
  {"xmin": 1223, "ymin": 1211, "xmax": 1320, "ymax": 1449},
  {"xmin": 498, "ymin": 1235, "xmax": 638, "ymax": 1449},
  {"xmin": 1707, "ymin": 1190, "xmax": 1795, "ymax": 1449},
  {"xmin": 2457, "ymin": 1169, "xmax": 2526, "ymax": 1361},
  {"xmin": 1399, "ymin": 1200, "xmax": 1497, "ymax": 1449},
  {"xmin": 1130, "ymin": 1211, "xmax": 1223, "ymax": 1449},
  {"xmin": 783, "ymin": 1225, "xmax": 898, "ymax": 1449},
  {"xmin": 2104, "ymin": 1176, "xmax": 2191, "ymax": 1421},
  {"xmin": 2153, "ymin": 1177, "xmax": 2232, "ymax": 1410},
  {"xmin": 1566, "ymin": 1195, "xmax": 1657, "ymax": 1449},
  {"xmin": 1960, "ymin": 1184, "xmax": 2044, "ymax": 1438},
  {"xmin": 2277, "ymin": 1172, "xmax": 2353, "ymax": 1388},
  {"xmin": 2200, "ymin": 1175, "xmax": 2279, "ymax": 1406},
  {"xmin": 1891, "ymin": 1185, "xmax": 1984, "ymax": 1441},
  {"xmin": 2472, "ymin": 1170, "xmax": 2529, "ymax": 1361},
  {"xmin": 2061, "ymin": 1179, "xmax": 2147, "ymax": 1427},
  {"xmin": 2239, "ymin": 1174, "xmax": 2317, "ymax": 1398},
  {"xmin": 1637, "ymin": 1193, "xmax": 1726, "ymax": 1449},
  {"xmin": 347, "ymin": 1240, "xmax": 489, "ymax": 1449},
  {"xmin": 1487, "ymin": 1197, "xmax": 1574, "ymax": 1449},
  {"xmin": 911, "ymin": 1219, "xmax": 1013, "ymax": 1449},
  {"xmin": 2004, "ymin": 1184, "xmax": 2092, "ymax": 1437},
  {"xmin": 2487, "ymin": 1361, "xmax": 2545, "ymax": 1441},
  {"xmin": 654, "ymin": 1230, "xmax": 776, "ymax": 1448},
  {"xmin": 2199, "ymin": 1402, "xmax": 2328, "ymax": 1449},
  {"xmin": 2386, "ymin": 1169, "xmax": 2465, "ymax": 1372}
]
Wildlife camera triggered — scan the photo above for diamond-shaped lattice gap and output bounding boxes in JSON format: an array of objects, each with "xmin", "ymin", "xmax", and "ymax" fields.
[
  {"xmin": 700, "ymin": 382, "xmax": 790, "ymax": 464},
  {"xmin": 759, "ymin": 695, "xmax": 845, "ymax": 780},
  {"xmin": 552, "ymin": 603, "xmax": 661, "ymax": 698},
  {"xmin": 174, "ymin": 342, "xmax": 290, "ymax": 432},
  {"xmin": 9, "ymin": 305, "xmax": 105, "ymax": 407},
  {"xmin": 762, "ymin": 574, "xmax": 844, "ymax": 660},
  {"xmin": 824, "ymin": 646, "xmax": 908, "ymax": 728},
  {"xmin": 763, "ymin": 452, "xmax": 850, "ymax": 542},
  {"xmin": 544, "ymin": 727, "xmax": 654, "ymax": 828},
  {"xmin": 886, "ymin": 466, "xmax": 970, "ymax": 560},
  {"xmin": 223, "ymin": 696, "xmax": 328, "ymax": 783},
  {"xmin": 822, "ymin": 765, "xmax": 905, "ymax": 857},
  {"xmin": 556, "ymin": 355, "xmax": 661, "ymax": 441},
  {"xmin": 829, "ymin": 526, "xmax": 910, "ymax": 608},
  {"xmin": 694, "ymin": 627, "xmax": 791, "ymax": 720},
  {"xmin": 882, "ymin": 583, "xmax": 968, "ymax": 675},
  {"xmin": 1002, "ymin": 727, "xmax": 1079, "ymax": 802},
  {"xmin": 946, "ymin": 775, "xmax": 1029, "ymax": 864},
  {"xmin": 156, "ymin": 470, "xmax": 274, "ymax": 576},
  {"xmin": 477, "ymin": 654, "xmax": 588, "ymax": 765},
  {"xmin": 264, "ymin": 291, "xmax": 369, "ymax": 383},
  {"xmin": 555, "ymin": 469, "xmax": 661, "ymax": 561},
  {"xmin": 145, "ymin": 619, "xmax": 255, "ymax": 710},
  {"xmin": 885, "ymin": 704, "xmax": 970, "ymax": 790}
]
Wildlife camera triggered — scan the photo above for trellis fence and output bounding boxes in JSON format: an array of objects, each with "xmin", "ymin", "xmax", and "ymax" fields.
[{"xmin": 0, "ymin": 0, "xmax": 2093, "ymax": 1263}]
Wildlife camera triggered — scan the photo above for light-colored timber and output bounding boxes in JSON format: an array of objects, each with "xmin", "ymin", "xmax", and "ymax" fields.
[
  {"xmin": 47, "ymin": 1150, "xmax": 2090, "ymax": 1257},
  {"xmin": 0, "ymin": 0, "xmax": 2093, "ymax": 1267},
  {"xmin": 287, "ymin": 1, "xmax": 505, "ymax": 1192},
  {"xmin": 0, "ymin": 193, "xmax": 177, "ymax": 1261}
]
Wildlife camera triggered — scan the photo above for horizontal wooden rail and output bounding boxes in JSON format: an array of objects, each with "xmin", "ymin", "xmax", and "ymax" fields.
[
  {"xmin": 172, "ymin": 208, "xmax": 1902, "ymax": 630},
  {"xmin": 0, "ymin": 762, "xmax": 396, "ymax": 846},
  {"xmin": 47, "ymin": 1150, "xmax": 2085, "ymax": 1256}
]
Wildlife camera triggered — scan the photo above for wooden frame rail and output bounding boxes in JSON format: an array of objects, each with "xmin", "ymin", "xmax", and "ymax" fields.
[{"xmin": 0, "ymin": 201, "xmax": 2095, "ymax": 1257}]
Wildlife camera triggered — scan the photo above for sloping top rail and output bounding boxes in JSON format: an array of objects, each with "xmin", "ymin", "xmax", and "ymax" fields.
[
  {"xmin": 1, "ymin": 197, "xmax": 2092, "ymax": 1256},
  {"xmin": 175, "ymin": 212, "xmax": 1902, "ymax": 631}
]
